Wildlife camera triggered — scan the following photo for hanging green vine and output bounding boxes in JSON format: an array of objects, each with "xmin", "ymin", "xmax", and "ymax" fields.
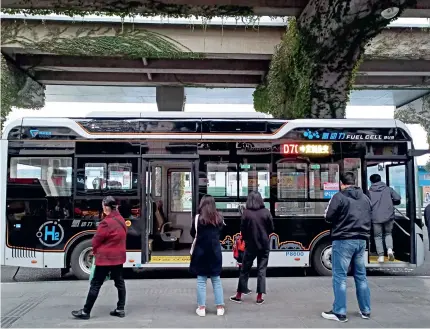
[
  {"xmin": 1, "ymin": 20, "xmax": 204, "ymax": 59},
  {"xmin": 253, "ymin": 18, "xmax": 366, "ymax": 119},
  {"xmin": 1, "ymin": 55, "xmax": 45, "ymax": 130},
  {"xmin": 253, "ymin": 18, "xmax": 312, "ymax": 119}
]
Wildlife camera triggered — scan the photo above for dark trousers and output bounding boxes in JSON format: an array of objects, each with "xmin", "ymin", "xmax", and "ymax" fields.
[
  {"xmin": 237, "ymin": 249, "xmax": 269, "ymax": 294},
  {"xmin": 83, "ymin": 264, "xmax": 126, "ymax": 314}
]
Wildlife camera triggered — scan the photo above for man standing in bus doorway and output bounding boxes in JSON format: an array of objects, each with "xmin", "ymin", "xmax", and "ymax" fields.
[
  {"xmin": 368, "ymin": 174, "xmax": 401, "ymax": 262},
  {"xmin": 322, "ymin": 172, "xmax": 372, "ymax": 323}
]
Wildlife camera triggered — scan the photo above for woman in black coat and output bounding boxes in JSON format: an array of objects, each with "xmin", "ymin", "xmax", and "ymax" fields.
[
  {"xmin": 230, "ymin": 191, "xmax": 274, "ymax": 305},
  {"xmin": 190, "ymin": 195, "xmax": 225, "ymax": 317}
]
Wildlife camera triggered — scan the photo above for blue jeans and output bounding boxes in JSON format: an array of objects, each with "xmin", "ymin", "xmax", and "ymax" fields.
[
  {"xmin": 197, "ymin": 276, "xmax": 224, "ymax": 307},
  {"xmin": 332, "ymin": 239, "xmax": 371, "ymax": 315}
]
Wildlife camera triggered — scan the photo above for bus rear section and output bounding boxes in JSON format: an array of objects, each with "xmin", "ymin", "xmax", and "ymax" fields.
[{"xmin": 1, "ymin": 116, "xmax": 426, "ymax": 278}]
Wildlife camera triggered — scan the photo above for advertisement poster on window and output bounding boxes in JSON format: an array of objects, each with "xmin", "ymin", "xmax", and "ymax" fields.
[
  {"xmin": 323, "ymin": 182, "xmax": 339, "ymax": 199},
  {"xmin": 424, "ymin": 186, "xmax": 430, "ymax": 207}
]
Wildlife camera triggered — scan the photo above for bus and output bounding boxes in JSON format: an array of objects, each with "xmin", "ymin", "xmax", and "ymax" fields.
[{"xmin": 0, "ymin": 113, "xmax": 427, "ymax": 279}]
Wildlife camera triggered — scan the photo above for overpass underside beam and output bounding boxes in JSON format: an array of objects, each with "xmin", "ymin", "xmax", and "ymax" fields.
[{"xmin": 1, "ymin": 0, "xmax": 428, "ymax": 17}]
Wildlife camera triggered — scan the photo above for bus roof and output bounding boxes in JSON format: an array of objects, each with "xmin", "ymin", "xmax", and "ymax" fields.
[{"xmin": 2, "ymin": 116, "xmax": 412, "ymax": 141}]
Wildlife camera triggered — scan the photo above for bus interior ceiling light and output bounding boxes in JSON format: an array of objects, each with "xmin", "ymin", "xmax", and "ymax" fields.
[{"xmin": 381, "ymin": 7, "xmax": 400, "ymax": 19}]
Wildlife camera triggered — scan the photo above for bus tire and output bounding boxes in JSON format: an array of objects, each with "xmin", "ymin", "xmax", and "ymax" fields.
[
  {"xmin": 70, "ymin": 239, "xmax": 93, "ymax": 280},
  {"xmin": 312, "ymin": 240, "xmax": 333, "ymax": 276}
]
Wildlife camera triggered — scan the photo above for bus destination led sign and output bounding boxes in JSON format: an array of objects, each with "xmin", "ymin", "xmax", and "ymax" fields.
[{"xmin": 281, "ymin": 143, "xmax": 331, "ymax": 155}]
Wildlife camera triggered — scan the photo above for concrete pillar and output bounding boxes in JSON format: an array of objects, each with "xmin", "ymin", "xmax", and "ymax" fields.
[{"xmin": 156, "ymin": 86, "xmax": 185, "ymax": 111}]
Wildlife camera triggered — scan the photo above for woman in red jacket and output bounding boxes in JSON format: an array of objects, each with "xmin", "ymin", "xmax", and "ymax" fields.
[{"xmin": 72, "ymin": 196, "xmax": 127, "ymax": 320}]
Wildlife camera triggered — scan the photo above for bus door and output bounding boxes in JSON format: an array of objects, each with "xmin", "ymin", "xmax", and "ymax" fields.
[
  {"xmin": 365, "ymin": 159, "xmax": 413, "ymax": 264},
  {"xmin": 141, "ymin": 156, "xmax": 198, "ymax": 264}
]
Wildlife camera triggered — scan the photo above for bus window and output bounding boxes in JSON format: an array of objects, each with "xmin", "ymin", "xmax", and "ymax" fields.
[
  {"xmin": 154, "ymin": 167, "xmax": 162, "ymax": 197},
  {"xmin": 239, "ymin": 163, "xmax": 270, "ymax": 198},
  {"xmin": 10, "ymin": 157, "xmax": 72, "ymax": 197},
  {"xmin": 344, "ymin": 158, "xmax": 362, "ymax": 187},
  {"xmin": 388, "ymin": 164, "xmax": 407, "ymax": 209},
  {"xmin": 206, "ymin": 163, "xmax": 237, "ymax": 197},
  {"xmin": 84, "ymin": 163, "xmax": 107, "ymax": 190},
  {"xmin": 108, "ymin": 163, "xmax": 132, "ymax": 190},
  {"xmin": 170, "ymin": 171, "xmax": 192, "ymax": 212},
  {"xmin": 309, "ymin": 163, "xmax": 339, "ymax": 199},
  {"xmin": 277, "ymin": 162, "xmax": 307, "ymax": 199},
  {"xmin": 366, "ymin": 162, "xmax": 407, "ymax": 209}
]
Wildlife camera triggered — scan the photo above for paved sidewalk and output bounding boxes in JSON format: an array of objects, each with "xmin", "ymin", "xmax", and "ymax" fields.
[{"xmin": 1, "ymin": 276, "xmax": 430, "ymax": 328}]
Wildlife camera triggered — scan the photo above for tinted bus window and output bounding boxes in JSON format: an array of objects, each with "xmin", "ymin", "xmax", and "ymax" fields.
[{"xmin": 10, "ymin": 157, "xmax": 72, "ymax": 197}]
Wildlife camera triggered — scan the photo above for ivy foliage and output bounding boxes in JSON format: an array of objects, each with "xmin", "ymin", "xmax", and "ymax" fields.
[
  {"xmin": 253, "ymin": 19, "xmax": 312, "ymax": 119},
  {"xmin": 1, "ymin": 20, "xmax": 203, "ymax": 59},
  {"xmin": 1, "ymin": 55, "xmax": 45, "ymax": 131}
]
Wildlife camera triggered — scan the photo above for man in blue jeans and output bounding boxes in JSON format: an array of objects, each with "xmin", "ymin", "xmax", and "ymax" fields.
[{"xmin": 322, "ymin": 172, "xmax": 372, "ymax": 322}]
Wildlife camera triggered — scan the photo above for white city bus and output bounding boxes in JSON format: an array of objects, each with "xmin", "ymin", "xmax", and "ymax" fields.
[{"xmin": 0, "ymin": 113, "xmax": 426, "ymax": 279}]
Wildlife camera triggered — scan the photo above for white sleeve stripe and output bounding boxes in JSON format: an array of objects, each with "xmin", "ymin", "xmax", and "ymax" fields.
[{"xmin": 324, "ymin": 197, "xmax": 334, "ymax": 218}]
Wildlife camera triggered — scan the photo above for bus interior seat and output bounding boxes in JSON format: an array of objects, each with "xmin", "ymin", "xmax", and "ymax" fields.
[{"xmin": 154, "ymin": 200, "xmax": 183, "ymax": 243}]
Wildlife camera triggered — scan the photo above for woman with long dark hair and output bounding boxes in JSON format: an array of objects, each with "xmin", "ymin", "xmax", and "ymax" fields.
[
  {"xmin": 230, "ymin": 191, "xmax": 274, "ymax": 305},
  {"xmin": 190, "ymin": 195, "xmax": 225, "ymax": 317}
]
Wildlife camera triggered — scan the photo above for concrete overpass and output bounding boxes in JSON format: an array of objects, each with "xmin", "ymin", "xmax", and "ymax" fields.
[
  {"xmin": 2, "ymin": 0, "xmax": 430, "ymax": 17},
  {"xmin": 2, "ymin": 18, "xmax": 429, "ymax": 88}
]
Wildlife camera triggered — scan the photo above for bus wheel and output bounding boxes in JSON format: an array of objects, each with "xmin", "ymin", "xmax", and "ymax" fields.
[
  {"xmin": 70, "ymin": 240, "xmax": 93, "ymax": 280},
  {"xmin": 312, "ymin": 241, "xmax": 333, "ymax": 276}
]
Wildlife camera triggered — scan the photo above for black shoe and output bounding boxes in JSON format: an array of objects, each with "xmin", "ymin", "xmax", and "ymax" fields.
[
  {"xmin": 360, "ymin": 311, "xmax": 371, "ymax": 319},
  {"xmin": 229, "ymin": 296, "xmax": 242, "ymax": 303},
  {"xmin": 243, "ymin": 289, "xmax": 252, "ymax": 295},
  {"xmin": 321, "ymin": 310, "xmax": 348, "ymax": 322},
  {"xmin": 110, "ymin": 309, "xmax": 125, "ymax": 318},
  {"xmin": 71, "ymin": 309, "xmax": 90, "ymax": 320},
  {"xmin": 256, "ymin": 299, "xmax": 265, "ymax": 305}
]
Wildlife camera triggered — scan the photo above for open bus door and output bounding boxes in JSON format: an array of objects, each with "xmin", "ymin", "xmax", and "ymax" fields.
[
  {"xmin": 365, "ymin": 158, "xmax": 413, "ymax": 266},
  {"xmin": 141, "ymin": 155, "xmax": 199, "ymax": 265}
]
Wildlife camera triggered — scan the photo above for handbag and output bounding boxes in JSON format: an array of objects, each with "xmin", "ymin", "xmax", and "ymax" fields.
[
  {"xmin": 189, "ymin": 214, "xmax": 199, "ymax": 255},
  {"xmin": 89, "ymin": 257, "xmax": 111, "ymax": 282}
]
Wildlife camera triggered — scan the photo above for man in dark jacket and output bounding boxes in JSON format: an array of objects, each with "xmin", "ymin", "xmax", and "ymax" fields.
[
  {"xmin": 368, "ymin": 174, "xmax": 401, "ymax": 262},
  {"xmin": 425, "ymin": 203, "xmax": 430, "ymax": 251},
  {"xmin": 322, "ymin": 172, "xmax": 372, "ymax": 323}
]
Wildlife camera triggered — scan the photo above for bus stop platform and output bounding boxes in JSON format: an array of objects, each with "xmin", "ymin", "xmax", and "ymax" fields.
[{"xmin": 1, "ymin": 276, "xmax": 430, "ymax": 328}]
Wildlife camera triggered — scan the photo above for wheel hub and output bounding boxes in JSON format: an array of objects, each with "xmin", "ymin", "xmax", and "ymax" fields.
[
  {"xmin": 320, "ymin": 245, "xmax": 332, "ymax": 271},
  {"xmin": 78, "ymin": 247, "xmax": 93, "ymax": 275}
]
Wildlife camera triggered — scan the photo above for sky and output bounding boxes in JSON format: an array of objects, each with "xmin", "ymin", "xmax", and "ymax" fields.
[{"xmin": 4, "ymin": 103, "xmax": 429, "ymax": 165}]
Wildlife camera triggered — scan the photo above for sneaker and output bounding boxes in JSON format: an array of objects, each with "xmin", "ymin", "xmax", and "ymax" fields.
[
  {"xmin": 256, "ymin": 299, "xmax": 265, "ymax": 305},
  {"xmin": 378, "ymin": 256, "xmax": 385, "ymax": 263},
  {"xmin": 217, "ymin": 307, "xmax": 225, "ymax": 316},
  {"xmin": 229, "ymin": 296, "xmax": 242, "ymax": 303},
  {"xmin": 360, "ymin": 311, "xmax": 371, "ymax": 319},
  {"xmin": 321, "ymin": 310, "xmax": 348, "ymax": 322},
  {"xmin": 71, "ymin": 309, "xmax": 90, "ymax": 320},
  {"xmin": 243, "ymin": 289, "xmax": 252, "ymax": 295},
  {"xmin": 387, "ymin": 249, "xmax": 395, "ymax": 261},
  {"xmin": 110, "ymin": 309, "xmax": 125, "ymax": 318},
  {"xmin": 196, "ymin": 307, "xmax": 206, "ymax": 317}
]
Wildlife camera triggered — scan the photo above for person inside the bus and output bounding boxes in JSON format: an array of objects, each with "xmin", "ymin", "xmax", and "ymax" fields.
[
  {"xmin": 368, "ymin": 174, "xmax": 401, "ymax": 263},
  {"xmin": 72, "ymin": 196, "xmax": 127, "ymax": 320},
  {"xmin": 230, "ymin": 191, "xmax": 274, "ymax": 305},
  {"xmin": 322, "ymin": 171, "xmax": 371, "ymax": 323},
  {"xmin": 190, "ymin": 195, "xmax": 225, "ymax": 317}
]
